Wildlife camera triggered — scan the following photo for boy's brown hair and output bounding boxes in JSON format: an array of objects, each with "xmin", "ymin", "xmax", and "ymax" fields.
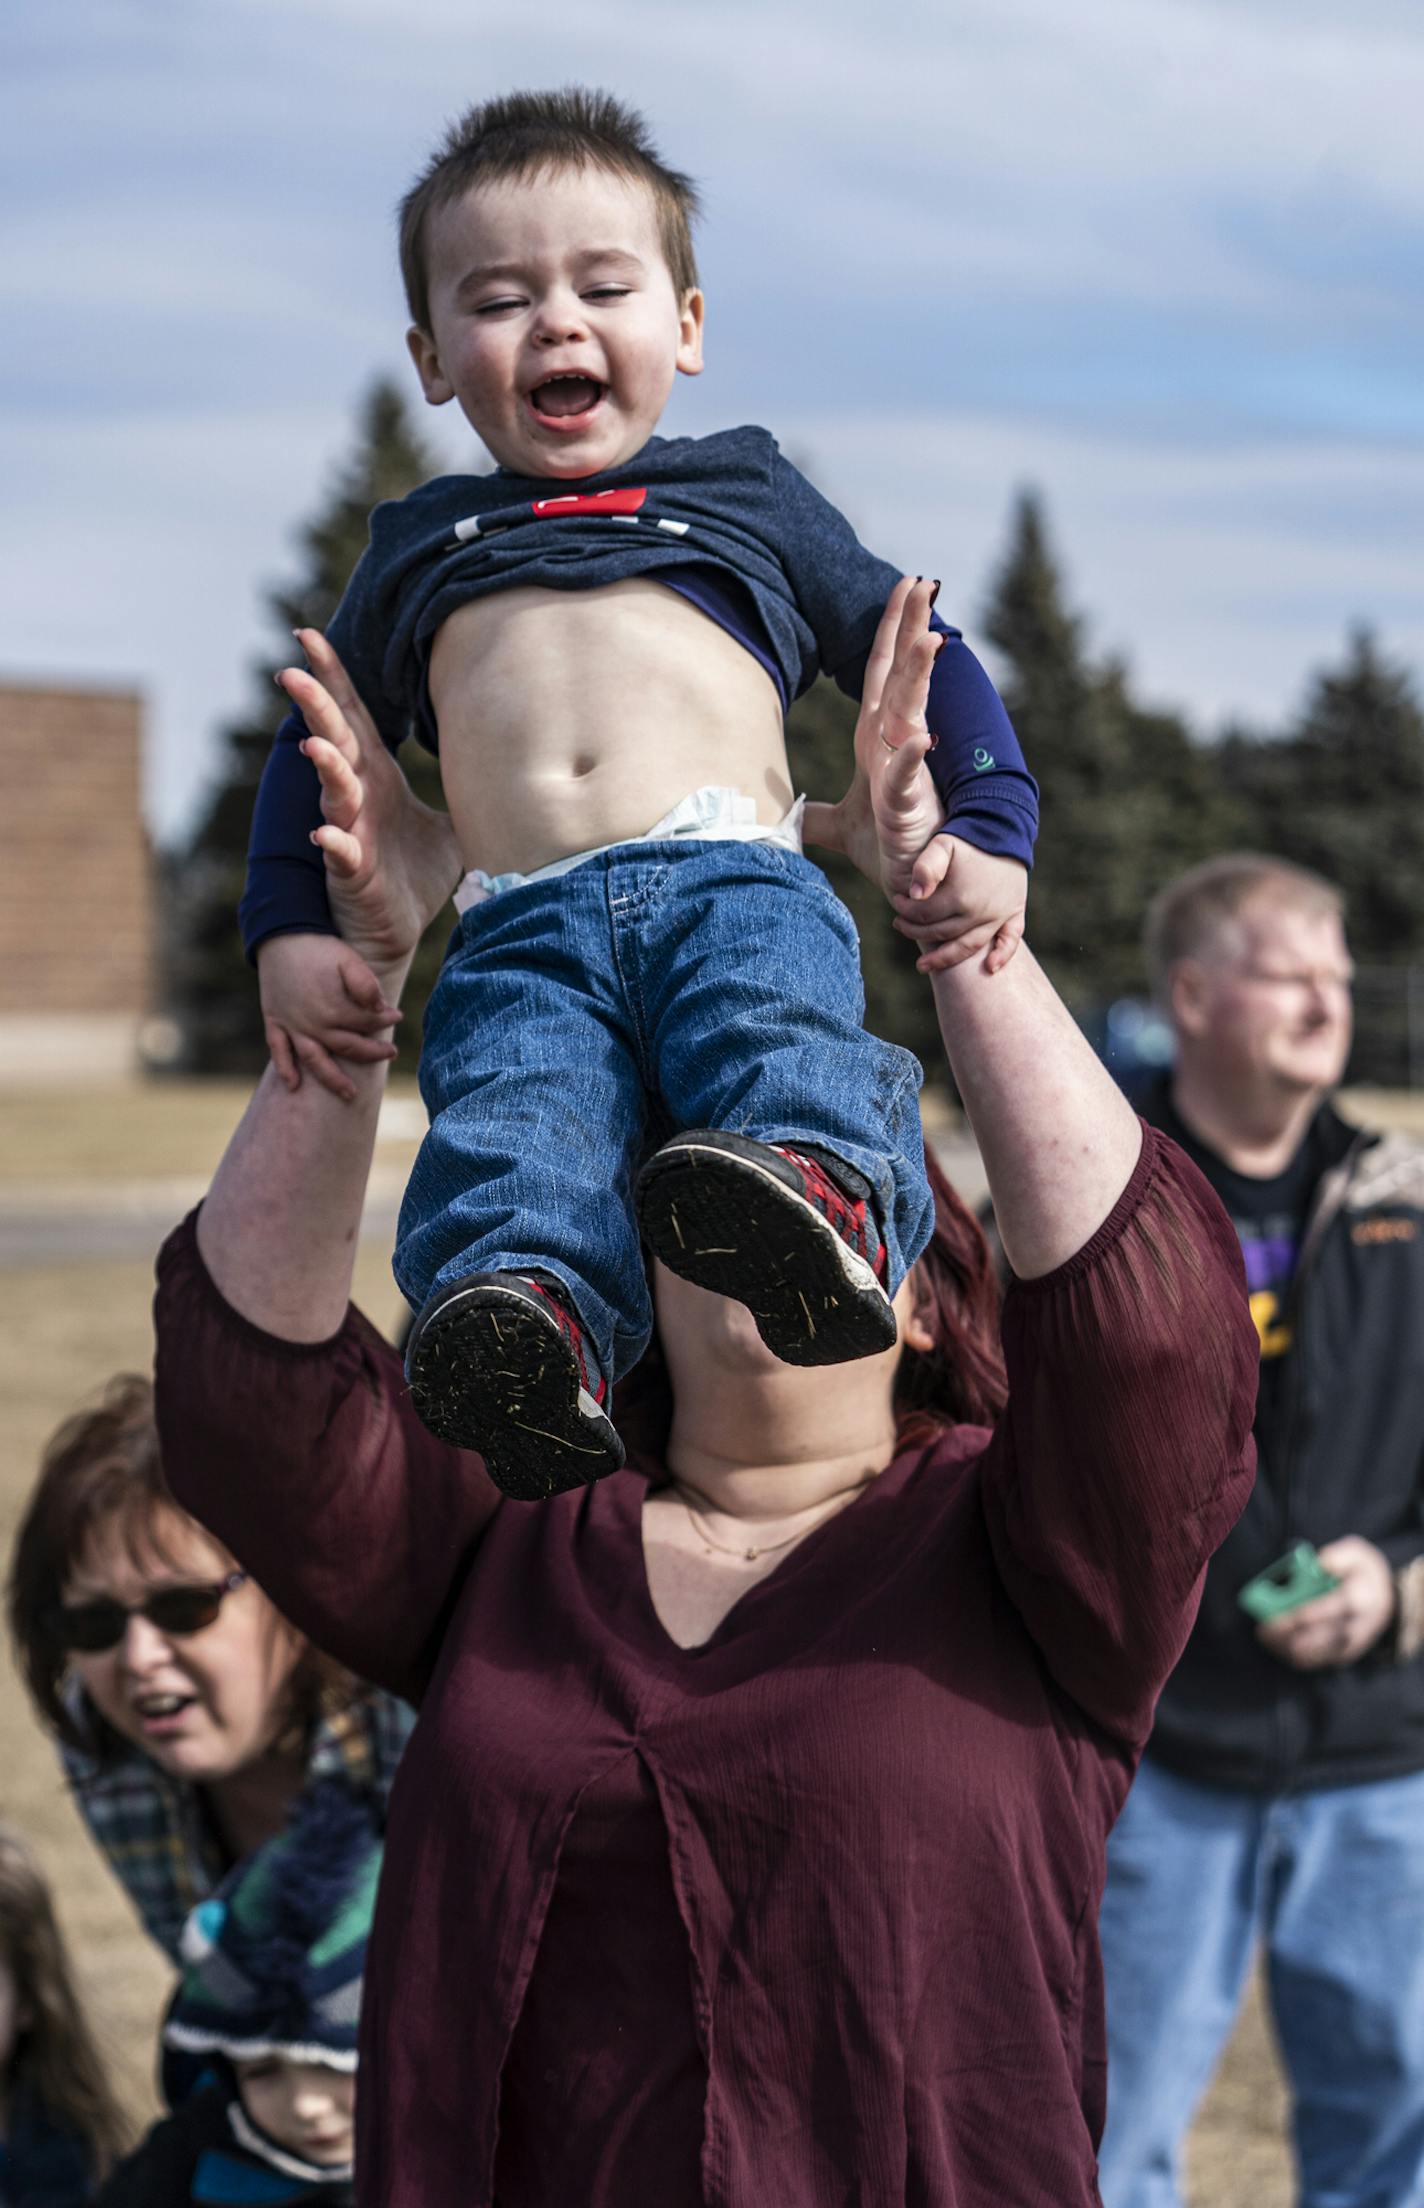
[{"xmin": 398, "ymin": 86, "xmax": 702, "ymax": 333}]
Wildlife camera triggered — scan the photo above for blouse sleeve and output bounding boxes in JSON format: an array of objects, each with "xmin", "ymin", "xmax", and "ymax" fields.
[
  {"xmin": 978, "ymin": 1124, "xmax": 1259, "ymax": 1748},
  {"xmin": 153, "ymin": 1212, "xmax": 499, "ymax": 1706}
]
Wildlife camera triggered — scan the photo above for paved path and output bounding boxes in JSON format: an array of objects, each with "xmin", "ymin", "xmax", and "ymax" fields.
[
  {"xmin": 0, "ymin": 1141, "xmax": 988, "ymax": 1271},
  {"xmin": 0, "ymin": 1171, "xmax": 409, "ymax": 1269}
]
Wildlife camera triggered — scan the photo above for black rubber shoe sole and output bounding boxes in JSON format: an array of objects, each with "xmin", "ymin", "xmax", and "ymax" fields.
[
  {"xmin": 405, "ymin": 1276, "xmax": 624, "ymax": 1501},
  {"xmin": 635, "ymin": 1130, "xmax": 897, "ymax": 1367}
]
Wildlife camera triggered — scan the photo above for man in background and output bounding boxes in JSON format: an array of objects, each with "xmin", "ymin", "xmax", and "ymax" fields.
[{"xmin": 1098, "ymin": 853, "xmax": 1424, "ymax": 2208}]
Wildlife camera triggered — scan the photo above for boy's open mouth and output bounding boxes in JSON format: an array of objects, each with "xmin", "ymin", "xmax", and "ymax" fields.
[{"xmin": 527, "ymin": 373, "xmax": 608, "ymax": 426}]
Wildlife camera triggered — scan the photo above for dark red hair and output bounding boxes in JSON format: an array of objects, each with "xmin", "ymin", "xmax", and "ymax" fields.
[
  {"xmin": 892, "ymin": 1147, "xmax": 1006, "ymax": 1444},
  {"xmin": 616, "ymin": 1147, "xmax": 1006, "ymax": 1457}
]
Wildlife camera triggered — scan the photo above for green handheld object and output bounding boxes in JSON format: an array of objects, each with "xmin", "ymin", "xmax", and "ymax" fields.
[{"xmin": 1237, "ymin": 1542, "xmax": 1340, "ymax": 1622}]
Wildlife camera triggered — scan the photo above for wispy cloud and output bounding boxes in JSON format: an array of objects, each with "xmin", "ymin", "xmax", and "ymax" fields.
[
  {"xmin": 787, "ymin": 409, "xmax": 1424, "ymax": 726},
  {"xmin": 1, "ymin": 0, "xmax": 1420, "ymax": 838}
]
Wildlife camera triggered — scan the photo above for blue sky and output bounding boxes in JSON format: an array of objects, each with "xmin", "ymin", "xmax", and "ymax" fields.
[{"xmin": 5, "ymin": 0, "xmax": 1423, "ymax": 840}]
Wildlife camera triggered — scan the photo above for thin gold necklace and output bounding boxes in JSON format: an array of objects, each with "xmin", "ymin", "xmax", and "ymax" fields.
[{"xmin": 676, "ymin": 1483, "xmax": 862, "ymax": 1564}]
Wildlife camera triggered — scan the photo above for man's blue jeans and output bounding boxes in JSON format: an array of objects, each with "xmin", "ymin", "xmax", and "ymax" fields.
[
  {"xmin": 1098, "ymin": 1754, "xmax": 1424, "ymax": 2208},
  {"xmin": 395, "ymin": 838, "xmax": 933, "ymax": 1380}
]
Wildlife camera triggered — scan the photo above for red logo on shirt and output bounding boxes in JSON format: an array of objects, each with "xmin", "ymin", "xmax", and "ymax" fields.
[{"xmin": 530, "ymin": 488, "xmax": 648, "ymax": 518}]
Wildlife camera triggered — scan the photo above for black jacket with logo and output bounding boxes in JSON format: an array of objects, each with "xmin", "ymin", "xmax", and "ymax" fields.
[{"xmin": 1141, "ymin": 1084, "xmax": 1424, "ymax": 1792}]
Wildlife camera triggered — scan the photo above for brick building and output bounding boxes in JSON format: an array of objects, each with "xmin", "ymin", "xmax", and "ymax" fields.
[{"xmin": 0, "ymin": 681, "xmax": 152, "ymax": 1080}]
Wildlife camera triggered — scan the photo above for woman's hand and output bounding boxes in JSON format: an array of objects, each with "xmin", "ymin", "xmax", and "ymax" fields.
[
  {"xmin": 803, "ymin": 577, "xmax": 941, "ymax": 891},
  {"xmin": 802, "ymin": 580, "xmax": 1024, "ymax": 973},
  {"xmin": 276, "ymin": 629, "xmax": 463, "ymax": 988},
  {"xmin": 201, "ymin": 635, "xmax": 461, "ymax": 1331}
]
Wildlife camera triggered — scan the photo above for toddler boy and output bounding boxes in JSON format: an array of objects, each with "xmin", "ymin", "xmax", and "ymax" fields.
[
  {"xmin": 98, "ymin": 1784, "xmax": 376, "ymax": 2205},
  {"xmin": 243, "ymin": 88, "xmax": 1038, "ymax": 1497}
]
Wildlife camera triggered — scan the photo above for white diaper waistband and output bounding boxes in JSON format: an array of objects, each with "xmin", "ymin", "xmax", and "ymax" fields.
[{"xmin": 453, "ymin": 787, "xmax": 806, "ymax": 913}]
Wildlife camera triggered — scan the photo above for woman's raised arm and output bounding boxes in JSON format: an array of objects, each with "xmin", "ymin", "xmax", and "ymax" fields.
[
  {"xmin": 197, "ymin": 631, "xmax": 462, "ymax": 1340},
  {"xmin": 158, "ymin": 637, "xmax": 479, "ymax": 1699},
  {"xmin": 806, "ymin": 580, "xmax": 1141, "ymax": 1279},
  {"xmin": 926, "ymin": 947, "xmax": 1142, "ymax": 1279},
  {"xmin": 804, "ymin": 585, "xmax": 1256, "ymax": 1743}
]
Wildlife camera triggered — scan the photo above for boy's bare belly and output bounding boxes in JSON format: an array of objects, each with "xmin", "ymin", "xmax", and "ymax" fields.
[{"xmin": 428, "ymin": 577, "xmax": 795, "ymax": 877}]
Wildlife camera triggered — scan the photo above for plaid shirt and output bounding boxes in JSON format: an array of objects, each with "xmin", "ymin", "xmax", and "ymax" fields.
[{"xmin": 61, "ymin": 1689, "xmax": 414, "ymax": 1963}]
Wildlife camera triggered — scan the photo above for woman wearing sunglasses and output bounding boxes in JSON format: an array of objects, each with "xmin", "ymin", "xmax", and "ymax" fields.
[
  {"xmin": 7, "ymin": 1377, "xmax": 412, "ymax": 1965},
  {"xmin": 151, "ymin": 586, "xmax": 1257, "ymax": 2205}
]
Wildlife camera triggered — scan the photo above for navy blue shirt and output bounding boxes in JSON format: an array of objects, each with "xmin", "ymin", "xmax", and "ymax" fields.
[
  {"xmin": 241, "ymin": 424, "xmax": 1037, "ymax": 955},
  {"xmin": 0, "ymin": 2084, "xmax": 94, "ymax": 2208}
]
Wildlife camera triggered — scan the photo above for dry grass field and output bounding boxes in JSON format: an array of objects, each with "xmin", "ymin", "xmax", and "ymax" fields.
[{"xmin": 10, "ymin": 1074, "xmax": 1402, "ymax": 2194}]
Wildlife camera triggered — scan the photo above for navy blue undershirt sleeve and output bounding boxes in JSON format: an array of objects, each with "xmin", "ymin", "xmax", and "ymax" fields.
[
  {"xmin": 240, "ymin": 530, "xmax": 408, "ymax": 961},
  {"xmin": 770, "ymin": 447, "xmax": 1037, "ymax": 867},
  {"xmin": 238, "ymin": 709, "xmax": 335, "ymax": 955},
  {"xmin": 923, "ymin": 618, "xmax": 1039, "ymax": 865},
  {"xmin": 823, "ymin": 618, "xmax": 1038, "ymax": 869}
]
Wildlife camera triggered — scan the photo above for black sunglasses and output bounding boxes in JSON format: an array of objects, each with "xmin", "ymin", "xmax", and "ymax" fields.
[{"xmin": 54, "ymin": 1571, "xmax": 249, "ymax": 1654}]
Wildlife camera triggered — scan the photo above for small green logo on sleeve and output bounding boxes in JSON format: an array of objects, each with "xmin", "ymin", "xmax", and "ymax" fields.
[{"xmin": 973, "ymin": 746, "xmax": 996, "ymax": 772}]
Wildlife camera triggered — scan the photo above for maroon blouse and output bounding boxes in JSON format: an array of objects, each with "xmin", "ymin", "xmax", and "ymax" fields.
[{"xmin": 154, "ymin": 1128, "xmax": 1257, "ymax": 2208}]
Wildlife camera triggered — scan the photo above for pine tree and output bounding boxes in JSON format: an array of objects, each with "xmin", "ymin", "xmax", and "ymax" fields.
[
  {"xmin": 1222, "ymin": 629, "xmax": 1424, "ymax": 1081},
  {"xmin": 1246, "ymin": 628, "xmax": 1424, "ymax": 959},
  {"xmin": 169, "ymin": 380, "xmax": 448, "ymax": 1071},
  {"xmin": 982, "ymin": 492, "xmax": 1245, "ymax": 1007}
]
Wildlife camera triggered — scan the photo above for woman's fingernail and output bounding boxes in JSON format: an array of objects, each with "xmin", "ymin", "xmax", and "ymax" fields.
[{"xmin": 929, "ymin": 579, "xmax": 942, "ymax": 606}]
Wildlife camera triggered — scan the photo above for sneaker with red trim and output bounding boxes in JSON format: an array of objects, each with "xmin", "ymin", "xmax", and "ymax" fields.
[
  {"xmin": 404, "ymin": 1272, "xmax": 624, "ymax": 1498},
  {"xmin": 634, "ymin": 1129, "xmax": 896, "ymax": 1366}
]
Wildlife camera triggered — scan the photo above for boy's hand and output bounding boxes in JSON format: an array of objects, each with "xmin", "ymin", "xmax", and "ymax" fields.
[
  {"xmin": 892, "ymin": 839, "xmax": 1028, "ymax": 976},
  {"xmin": 277, "ymin": 628, "xmax": 463, "ymax": 982},
  {"xmin": 803, "ymin": 578, "xmax": 1026, "ymax": 973},
  {"xmin": 257, "ymin": 931, "xmax": 400, "ymax": 1103}
]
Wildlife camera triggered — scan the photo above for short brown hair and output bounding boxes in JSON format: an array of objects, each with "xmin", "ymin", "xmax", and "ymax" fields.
[
  {"xmin": 8, "ymin": 1375, "xmax": 363, "ymax": 1757},
  {"xmin": 1144, "ymin": 853, "xmax": 1345, "ymax": 996},
  {"xmin": 398, "ymin": 86, "xmax": 701, "ymax": 332}
]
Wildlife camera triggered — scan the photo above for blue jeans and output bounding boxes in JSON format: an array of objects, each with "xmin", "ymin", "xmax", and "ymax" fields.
[
  {"xmin": 395, "ymin": 838, "xmax": 932, "ymax": 1380},
  {"xmin": 1098, "ymin": 1755, "xmax": 1424, "ymax": 2208}
]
